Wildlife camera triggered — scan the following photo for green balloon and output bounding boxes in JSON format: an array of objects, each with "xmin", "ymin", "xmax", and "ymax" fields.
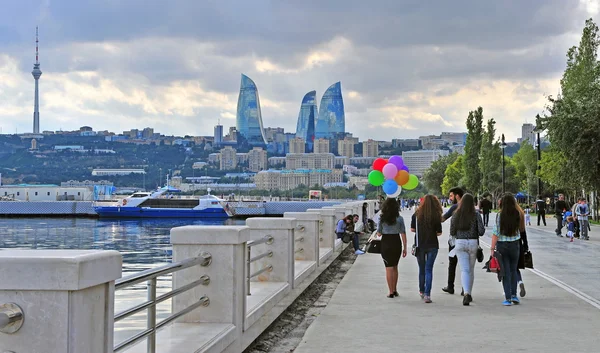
[
  {"xmin": 368, "ymin": 170, "xmax": 385, "ymax": 186},
  {"xmin": 403, "ymin": 174, "xmax": 419, "ymax": 190}
]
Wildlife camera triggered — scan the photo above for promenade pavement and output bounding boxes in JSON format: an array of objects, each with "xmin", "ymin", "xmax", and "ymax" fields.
[{"xmin": 294, "ymin": 210, "xmax": 600, "ymax": 353}]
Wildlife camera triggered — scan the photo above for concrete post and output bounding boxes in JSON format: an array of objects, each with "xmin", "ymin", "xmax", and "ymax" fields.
[
  {"xmin": 306, "ymin": 208, "xmax": 336, "ymax": 250},
  {"xmin": 170, "ymin": 225, "xmax": 249, "ymax": 351},
  {"xmin": 0, "ymin": 250, "xmax": 122, "ymax": 353},
  {"xmin": 245, "ymin": 218, "xmax": 296, "ymax": 286},
  {"xmin": 283, "ymin": 212, "xmax": 319, "ymax": 264}
]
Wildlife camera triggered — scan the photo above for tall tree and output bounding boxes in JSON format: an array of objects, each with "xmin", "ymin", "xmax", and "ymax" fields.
[
  {"xmin": 441, "ymin": 155, "xmax": 464, "ymax": 196},
  {"xmin": 422, "ymin": 153, "xmax": 459, "ymax": 196},
  {"xmin": 479, "ymin": 118, "xmax": 502, "ymax": 197},
  {"xmin": 512, "ymin": 141, "xmax": 538, "ymax": 197},
  {"xmin": 542, "ymin": 18, "xmax": 600, "ymax": 192},
  {"xmin": 463, "ymin": 107, "xmax": 484, "ymax": 194}
]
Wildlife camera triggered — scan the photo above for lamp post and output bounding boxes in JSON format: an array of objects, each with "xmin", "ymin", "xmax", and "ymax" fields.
[
  {"xmin": 501, "ymin": 134, "xmax": 507, "ymax": 194},
  {"xmin": 535, "ymin": 130, "xmax": 542, "ymax": 197}
]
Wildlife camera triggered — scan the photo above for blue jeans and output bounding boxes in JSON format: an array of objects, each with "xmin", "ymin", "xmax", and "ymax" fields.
[
  {"xmin": 417, "ymin": 248, "xmax": 438, "ymax": 296},
  {"xmin": 455, "ymin": 239, "xmax": 478, "ymax": 295},
  {"xmin": 496, "ymin": 240, "xmax": 520, "ymax": 300}
]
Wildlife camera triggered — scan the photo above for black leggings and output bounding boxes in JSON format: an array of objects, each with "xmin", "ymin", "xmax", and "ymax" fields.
[{"xmin": 381, "ymin": 234, "xmax": 402, "ymax": 267}]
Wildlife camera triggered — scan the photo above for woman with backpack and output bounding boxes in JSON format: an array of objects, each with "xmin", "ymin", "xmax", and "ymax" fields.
[
  {"xmin": 450, "ymin": 193, "xmax": 485, "ymax": 306},
  {"xmin": 491, "ymin": 193, "xmax": 525, "ymax": 306},
  {"xmin": 377, "ymin": 198, "xmax": 407, "ymax": 298},
  {"xmin": 410, "ymin": 195, "xmax": 443, "ymax": 303}
]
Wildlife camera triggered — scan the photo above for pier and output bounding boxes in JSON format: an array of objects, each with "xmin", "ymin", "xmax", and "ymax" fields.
[{"xmin": 0, "ymin": 200, "xmax": 376, "ymax": 352}]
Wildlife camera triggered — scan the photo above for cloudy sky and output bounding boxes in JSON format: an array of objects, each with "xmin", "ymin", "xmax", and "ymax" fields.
[{"xmin": 0, "ymin": 1, "xmax": 598, "ymax": 141}]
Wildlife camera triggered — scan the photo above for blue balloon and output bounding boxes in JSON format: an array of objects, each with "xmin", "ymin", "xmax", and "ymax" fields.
[{"xmin": 382, "ymin": 180, "xmax": 399, "ymax": 195}]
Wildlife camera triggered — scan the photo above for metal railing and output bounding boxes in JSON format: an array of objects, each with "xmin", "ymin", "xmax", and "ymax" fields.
[
  {"xmin": 114, "ymin": 252, "xmax": 212, "ymax": 353},
  {"xmin": 246, "ymin": 235, "xmax": 274, "ymax": 295}
]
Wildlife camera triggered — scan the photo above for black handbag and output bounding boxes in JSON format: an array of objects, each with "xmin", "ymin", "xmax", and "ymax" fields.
[
  {"xmin": 341, "ymin": 232, "xmax": 352, "ymax": 243},
  {"xmin": 366, "ymin": 239, "xmax": 382, "ymax": 253},
  {"xmin": 524, "ymin": 251, "xmax": 534, "ymax": 269},
  {"xmin": 476, "ymin": 246, "xmax": 484, "ymax": 263}
]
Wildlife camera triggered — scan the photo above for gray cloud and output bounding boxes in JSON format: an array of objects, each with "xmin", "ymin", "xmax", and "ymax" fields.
[{"xmin": 0, "ymin": 0, "xmax": 594, "ymax": 140}]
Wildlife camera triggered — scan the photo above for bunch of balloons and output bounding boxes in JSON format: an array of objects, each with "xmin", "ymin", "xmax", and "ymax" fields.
[{"xmin": 367, "ymin": 155, "xmax": 420, "ymax": 198}]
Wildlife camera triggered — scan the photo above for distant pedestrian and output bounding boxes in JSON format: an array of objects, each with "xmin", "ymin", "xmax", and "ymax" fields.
[
  {"xmin": 535, "ymin": 195, "xmax": 546, "ymax": 226},
  {"xmin": 411, "ymin": 195, "xmax": 443, "ymax": 303},
  {"xmin": 362, "ymin": 202, "xmax": 369, "ymax": 231},
  {"xmin": 377, "ymin": 198, "xmax": 407, "ymax": 298},
  {"xmin": 576, "ymin": 198, "xmax": 590, "ymax": 240},
  {"xmin": 566, "ymin": 216, "xmax": 575, "ymax": 242},
  {"xmin": 450, "ymin": 193, "xmax": 485, "ymax": 306},
  {"xmin": 491, "ymin": 193, "xmax": 525, "ymax": 306},
  {"xmin": 479, "ymin": 196, "xmax": 493, "ymax": 227},
  {"xmin": 525, "ymin": 206, "xmax": 531, "ymax": 226},
  {"xmin": 555, "ymin": 194, "xmax": 568, "ymax": 237}
]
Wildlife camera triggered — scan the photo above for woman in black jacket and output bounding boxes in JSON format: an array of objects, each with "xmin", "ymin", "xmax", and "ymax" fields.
[{"xmin": 450, "ymin": 194, "xmax": 485, "ymax": 305}]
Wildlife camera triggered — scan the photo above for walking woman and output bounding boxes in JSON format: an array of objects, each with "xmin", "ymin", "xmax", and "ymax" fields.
[
  {"xmin": 410, "ymin": 195, "xmax": 443, "ymax": 303},
  {"xmin": 450, "ymin": 193, "xmax": 485, "ymax": 306},
  {"xmin": 377, "ymin": 198, "xmax": 408, "ymax": 298},
  {"xmin": 490, "ymin": 193, "xmax": 525, "ymax": 306}
]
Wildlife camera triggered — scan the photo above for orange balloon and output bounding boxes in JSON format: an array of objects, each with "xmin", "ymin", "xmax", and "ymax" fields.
[{"xmin": 394, "ymin": 170, "xmax": 410, "ymax": 185}]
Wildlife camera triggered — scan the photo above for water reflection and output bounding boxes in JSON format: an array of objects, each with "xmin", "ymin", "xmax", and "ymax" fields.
[{"xmin": 0, "ymin": 217, "xmax": 245, "ymax": 349}]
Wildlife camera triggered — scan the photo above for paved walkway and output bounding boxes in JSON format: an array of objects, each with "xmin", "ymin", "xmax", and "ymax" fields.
[{"xmin": 294, "ymin": 211, "xmax": 600, "ymax": 353}]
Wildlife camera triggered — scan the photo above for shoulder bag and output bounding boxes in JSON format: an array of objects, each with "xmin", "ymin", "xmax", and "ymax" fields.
[{"xmin": 411, "ymin": 217, "xmax": 419, "ymax": 256}]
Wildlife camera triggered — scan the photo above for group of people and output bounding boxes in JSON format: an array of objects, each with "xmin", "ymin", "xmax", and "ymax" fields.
[
  {"xmin": 373, "ymin": 187, "xmax": 531, "ymax": 306},
  {"xmin": 532, "ymin": 194, "xmax": 591, "ymax": 241}
]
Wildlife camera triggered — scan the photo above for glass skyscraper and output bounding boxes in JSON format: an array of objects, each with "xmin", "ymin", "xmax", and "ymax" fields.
[
  {"xmin": 236, "ymin": 74, "xmax": 267, "ymax": 146},
  {"xmin": 295, "ymin": 90, "xmax": 317, "ymax": 152},
  {"xmin": 315, "ymin": 82, "xmax": 345, "ymax": 140}
]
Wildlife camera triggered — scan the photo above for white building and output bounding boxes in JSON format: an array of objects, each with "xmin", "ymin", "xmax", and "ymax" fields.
[
  {"xmin": 289, "ymin": 137, "xmax": 306, "ymax": 154},
  {"xmin": 362, "ymin": 139, "xmax": 379, "ymax": 157},
  {"xmin": 314, "ymin": 138, "xmax": 330, "ymax": 153},
  {"xmin": 285, "ymin": 153, "xmax": 335, "ymax": 170},
  {"xmin": 337, "ymin": 138, "xmax": 355, "ymax": 158},
  {"xmin": 91, "ymin": 169, "xmax": 146, "ymax": 176},
  {"xmin": 268, "ymin": 156, "xmax": 286, "ymax": 167},
  {"xmin": 220, "ymin": 146, "xmax": 237, "ymax": 170},
  {"xmin": 402, "ymin": 149, "xmax": 450, "ymax": 176},
  {"xmin": 0, "ymin": 185, "xmax": 92, "ymax": 201},
  {"xmin": 248, "ymin": 147, "xmax": 268, "ymax": 172},
  {"xmin": 254, "ymin": 169, "xmax": 343, "ymax": 191},
  {"xmin": 518, "ymin": 123, "xmax": 535, "ymax": 146}
]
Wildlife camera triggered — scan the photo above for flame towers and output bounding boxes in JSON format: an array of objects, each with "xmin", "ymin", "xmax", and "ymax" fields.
[
  {"xmin": 315, "ymin": 82, "xmax": 345, "ymax": 140},
  {"xmin": 32, "ymin": 27, "xmax": 42, "ymax": 134},
  {"xmin": 295, "ymin": 91, "xmax": 317, "ymax": 152},
  {"xmin": 236, "ymin": 74, "xmax": 267, "ymax": 146}
]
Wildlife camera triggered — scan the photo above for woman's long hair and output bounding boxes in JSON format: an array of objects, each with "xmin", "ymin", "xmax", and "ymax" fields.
[
  {"xmin": 380, "ymin": 198, "xmax": 400, "ymax": 225},
  {"xmin": 454, "ymin": 193, "xmax": 476, "ymax": 231},
  {"xmin": 416, "ymin": 195, "xmax": 443, "ymax": 229},
  {"xmin": 499, "ymin": 193, "xmax": 520, "ymax": 236}
]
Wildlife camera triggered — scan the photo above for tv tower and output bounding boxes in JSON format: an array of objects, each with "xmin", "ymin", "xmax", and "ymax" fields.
[{"xmin": 32, "ymin": 26, "xmax": 42, "ymax": 134}]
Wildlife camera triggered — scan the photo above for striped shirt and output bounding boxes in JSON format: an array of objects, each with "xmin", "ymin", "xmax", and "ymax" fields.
[{"xmin": 492, "ymin": 215, "xmax": 521, "ymax": 242}]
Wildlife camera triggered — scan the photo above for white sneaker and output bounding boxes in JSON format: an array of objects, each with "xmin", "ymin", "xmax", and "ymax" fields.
[{"xmin": 355, "ymin": 250, "xmax": 365, "ymax": 255}]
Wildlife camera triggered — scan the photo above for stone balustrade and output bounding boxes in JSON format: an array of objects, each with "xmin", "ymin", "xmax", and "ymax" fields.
[{"xmin": 0, "ymin": 200, "xmax": 377, "ymax": 353}]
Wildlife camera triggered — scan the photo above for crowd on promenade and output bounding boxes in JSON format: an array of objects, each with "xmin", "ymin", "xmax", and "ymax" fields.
[{"xmin": 349, "ymin": 188, "xmax": 539, "ymax": 306}]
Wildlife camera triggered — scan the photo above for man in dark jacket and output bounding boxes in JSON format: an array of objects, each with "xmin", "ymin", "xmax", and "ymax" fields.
[
  {"xmin": 554, "ymin": 194, "xmax": 568, "ymax": 237},
  {"xmin": 535, "ymin": 196, "xmax": 547, "ymax": 226},
  {"xmin": 479, "ymin": 196, "xmax": 493, "ymax": 227},
  {"xmin": 442, "ymin": 187, "xmax": 464, "ymax": 295}
]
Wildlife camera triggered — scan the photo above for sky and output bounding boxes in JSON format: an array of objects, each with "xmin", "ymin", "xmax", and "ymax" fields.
[{"xmin": 0, "ymin": 0, "xmax": 598, "ymax": 142}]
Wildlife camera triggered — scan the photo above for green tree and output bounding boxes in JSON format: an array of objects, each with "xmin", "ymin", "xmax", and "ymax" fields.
[
  {"xmin": 511, "ymin": 141, "xmax": 538, "ymax": 197},
  {"xmin": 441, "ymin": 155, "xmax": 464, "ymax": 195},
  {"xmin": 422, "ymin": 153, "xmax": 459, "ymax": 196},
  {"xmin": 463, "ymin": 107, "xmax": 484, "ymax": 193},
  {"xmin": 539, "ymin": 147, "xmax": 576, "ymax": 192},
  {"xmin": 479, "ymin": 118, "xmax": 502, "ymax": 197},
  {"xmin": 542, "ymin": 18, "xmax": 600, "ymax": 192}
]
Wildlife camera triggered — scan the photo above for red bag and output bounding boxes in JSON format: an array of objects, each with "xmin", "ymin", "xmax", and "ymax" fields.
[{"xmin": 489, "ymin": 256, "xmax": 500, "ymax": 273}]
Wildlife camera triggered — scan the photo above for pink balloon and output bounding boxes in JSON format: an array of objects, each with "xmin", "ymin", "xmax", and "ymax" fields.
[{"xmin": 382, "ymin": 163, "xmax": 398, "ymax": 180}]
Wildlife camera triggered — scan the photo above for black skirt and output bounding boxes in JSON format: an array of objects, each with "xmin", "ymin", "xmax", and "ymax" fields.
[{"xmin": 381, "ymin": 234, "xmax": 402, "ymax": 267}]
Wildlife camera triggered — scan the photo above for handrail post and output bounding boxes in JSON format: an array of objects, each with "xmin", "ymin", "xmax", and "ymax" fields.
[
  {"xmin": 246, "ymin": 245, "xmax": 252, "ymax": 295},
  {"xmin": 147, "ymin": 278, "xmax": 157, "ymax": 353}
]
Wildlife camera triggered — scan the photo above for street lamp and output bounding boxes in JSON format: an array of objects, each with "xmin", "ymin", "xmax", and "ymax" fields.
[
  {"xmin": 534, "ymin": 128, "xmax": 542, "ymax": 197},
  {"xmin": 501, "ymin": 134, "xmax": 507, "ymax": 194}
]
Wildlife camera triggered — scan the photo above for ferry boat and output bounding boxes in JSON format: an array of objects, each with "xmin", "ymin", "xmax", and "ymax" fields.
[{"xmin": 94, "ymin": 186, "xmax": 232, "ymax": 219}]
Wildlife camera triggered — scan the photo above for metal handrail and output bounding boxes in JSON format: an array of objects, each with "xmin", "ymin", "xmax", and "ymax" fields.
[
  {"xmin": 250, "ymin": 251, "xmax": 273, "ymax": 263},
  {"xmin": 115, "ymin": 253, "xmax": 212, "ymax": 290},
  {"xmin": 295, "ymin": 248, "xmax": 304, "ymax": 254},
  {"xmin": 114, "ymin": 253, "xmax": 212, "ymax": 353},
  {"xmin": 247, "ymin": 235, "xmax": 273, "ymax": 247},
  {"xmin": 295, "ymin": 237, "xmax": 304, "ymax": 242},
  {"xmin": 248, "ymin": 265, "xmax": 273, "ymax": 279}
]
